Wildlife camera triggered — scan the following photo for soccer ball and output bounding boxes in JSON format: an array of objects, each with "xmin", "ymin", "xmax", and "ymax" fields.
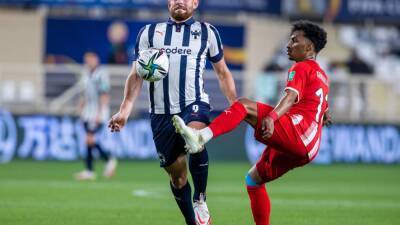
[{"xmin": 136, "ymin": 48, "xmax": 169, "ymax": 82}]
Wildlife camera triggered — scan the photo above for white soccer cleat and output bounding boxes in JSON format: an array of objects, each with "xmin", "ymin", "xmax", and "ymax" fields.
[
  {"xmin": 74, "ymin": 170, "xmax": 96, "ymax": 181},
  {"xmin": 193, "ymin": 197, "xmax": 212, "ymax": 225},
  {"xmin": 103, "ymin": 158, "xmax": 118, "ymax": 178},
  {"xmin": 172, "ymin": 115, "xmax": 204, "ymax": 154}
]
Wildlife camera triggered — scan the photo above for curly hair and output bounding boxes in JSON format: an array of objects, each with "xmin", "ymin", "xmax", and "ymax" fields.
[{"xmin": 291, "ymin": 21, "xmax": 327, "ymax": 54}]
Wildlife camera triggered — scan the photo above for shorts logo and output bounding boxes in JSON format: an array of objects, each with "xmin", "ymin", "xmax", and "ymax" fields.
[
  {"xmin": 158, "ymin": 152, "xmax": 166, "ymax": 165},
  {"xmin": 288, "ymin": 71, "xmax": 296, "ymax": 81}
]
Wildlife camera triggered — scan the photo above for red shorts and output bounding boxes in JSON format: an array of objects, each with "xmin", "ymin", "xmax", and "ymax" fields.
[{"xmin": 254, "ymin": 102, "xmax": 310, "ymax": 182}]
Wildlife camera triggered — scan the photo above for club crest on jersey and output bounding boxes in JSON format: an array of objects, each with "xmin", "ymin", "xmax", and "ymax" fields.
[
  {"xmin": 191, "ymin": 30, "xmax": 201, "ymax": 39},
  {"xmin": 288, "ymin": 71, "xmax": 296, "ymax": 81}
]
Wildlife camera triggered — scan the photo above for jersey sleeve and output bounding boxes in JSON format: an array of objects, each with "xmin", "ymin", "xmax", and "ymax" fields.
[
  {"xmin": 284, "ymin": 62, "xmax": 308, "ymax": 103},
  {"xmin": 207, "ymin": 24, "xmax": 224, "ymax": 63},
  {"xmin": 131, "ymin": 25, "xmax": 149, "ymax": 62}
]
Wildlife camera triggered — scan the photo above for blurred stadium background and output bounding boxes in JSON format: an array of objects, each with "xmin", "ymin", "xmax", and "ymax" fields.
[{"xmin": 0, "ymin": 0, "xmax": 399, "ymax": 225}]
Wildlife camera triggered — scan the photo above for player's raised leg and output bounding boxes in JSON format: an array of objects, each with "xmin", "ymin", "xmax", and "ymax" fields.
[
  {"xmin": 172, "ymin": 98, "xmax": 258, "ymax": 153},
  {"xmin": 172, "ymin": 116, "xmax": 204, "ymax": 152},
  {"xmin": 207, "ymin": 98, "xmax": 257, "ymax": 138}
]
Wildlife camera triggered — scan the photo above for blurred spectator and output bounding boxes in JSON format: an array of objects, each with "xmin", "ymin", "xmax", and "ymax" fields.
[
  {"xmin": 328, "ymin": 49, "xmax": 373, "ymax": 120},
  {"xmin": 282, "ymin": 0, "xmax": 327, "ymax": 17},
  {"xmin": 330, "ymin": 49, "xmax": 373, "ymax": 75},
  {"xmin": 345, "ymin": 50, "xmax": 373, "ymax": 119},
  {"xmin": 107, "ymin": 21, "xmax": 129, "ymax": 64},
  {"xmin": 345, "ymin": 49, "xmax": 373, "ymax": 75},
  {"xmin": 339, "ymin": 24, "xmax": 400, "ymax": 72}
]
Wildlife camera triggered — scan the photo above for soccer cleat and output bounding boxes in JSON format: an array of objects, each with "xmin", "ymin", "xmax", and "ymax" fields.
[
  {"xmin": 74, "ymin": 170, "xmax": 96, "ymax": 181},
  {"xmin": 172, "ymin": 115, "xmax": 204, "ymax": 154},
  {"xmin": 103, "ymin": 158, "xmax": 118, "ymax": 178},
  {"xmin": 193, "ymin": 196, "xmax": 212, "ymax": 225}
]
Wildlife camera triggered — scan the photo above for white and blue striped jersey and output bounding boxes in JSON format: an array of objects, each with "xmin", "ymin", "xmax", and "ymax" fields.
[
  {"xmin": 80, "ymin": 67, "xmax": 110, "ymax": 124},
  {"xmin": 133, "ymin": 17, "xmax": 224, "ymax": 114}
]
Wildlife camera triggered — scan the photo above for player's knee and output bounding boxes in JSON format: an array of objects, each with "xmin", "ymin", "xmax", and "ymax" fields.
[
  {"xmin": 245, "ymin": 172, "xmax": 265, "ymax": 186},
  {"xmin": 248, "ymin": 166, "xmax": 266, "ymax": 183},
  {"xmin": 237, "ymin": 97, "xmax": 255, "ymax": 112},
  {"xmin": 171, "ymin": 174, "xmax": 188, "ymax": 189},
  {"xmin": 237, "ymin": 97, "xmax": 251, "ymax": 105},
  {"xmin": 245, "ymin": 173, "xmax": 259, "ymax": 186}
]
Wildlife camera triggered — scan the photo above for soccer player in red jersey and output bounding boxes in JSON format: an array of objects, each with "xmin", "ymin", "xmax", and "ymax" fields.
[{"xmin": 172, "ymin": 21, "xmax": 332, "ymax": 225}]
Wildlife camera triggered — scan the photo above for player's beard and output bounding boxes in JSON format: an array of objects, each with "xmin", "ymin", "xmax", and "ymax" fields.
[{"xmin": 170, "ymin": 7, "xmax": 193, "ymax": 21}]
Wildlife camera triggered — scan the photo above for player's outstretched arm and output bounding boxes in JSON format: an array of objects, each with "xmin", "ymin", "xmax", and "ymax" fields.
[
  {"xmin": 212, "ymin": 58, "xmax": 237, "ymax": 104},
  {"xmin": 262, "ymin": 89, "xmax": 298, "ymax": 139},
  {"xmin": 109, "ymin": 63, "xmax": 143, "ymax": 132}
]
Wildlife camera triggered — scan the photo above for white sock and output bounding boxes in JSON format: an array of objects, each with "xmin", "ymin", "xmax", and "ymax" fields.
[{"xmin": 199, "ymin": 127, "xmax": 213, "ymax": 144}]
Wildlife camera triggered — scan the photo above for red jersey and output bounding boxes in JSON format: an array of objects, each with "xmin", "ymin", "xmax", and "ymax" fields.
[{"xmin": 284, "ymin": 59, "xmax": 329, "ymax": 159}]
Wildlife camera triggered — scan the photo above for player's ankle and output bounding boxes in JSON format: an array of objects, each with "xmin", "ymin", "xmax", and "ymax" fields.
[{"xmin": 199, "ymin": 127, "xmax": 213, "ymax": 144}]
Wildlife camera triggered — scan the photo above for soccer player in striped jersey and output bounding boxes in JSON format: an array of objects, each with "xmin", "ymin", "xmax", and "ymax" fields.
[
  {"xmin": 75, "ymin": 52, "xmax": 117, "ymax": 181},
  {"xmin": 108, "ymin": 0, "xmax": 237, "ymax": 224},
  {"xmin": 172, "ymin": 21, "xmax": 331, "ymax": 225}
]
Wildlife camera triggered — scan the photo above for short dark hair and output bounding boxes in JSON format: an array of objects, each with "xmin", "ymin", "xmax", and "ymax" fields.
[{"xmin": 291, "ymin": 21, "xmax": 327, "ymax": 53}]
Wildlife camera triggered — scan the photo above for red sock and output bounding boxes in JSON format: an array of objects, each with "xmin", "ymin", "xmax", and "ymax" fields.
[
  {"xmin": 208, "ymin": 101, "xmax": 247, "ymax": 138},
  {"xmin": 247, "ymin": 185, "xmax": 271, "ymax": 225}
]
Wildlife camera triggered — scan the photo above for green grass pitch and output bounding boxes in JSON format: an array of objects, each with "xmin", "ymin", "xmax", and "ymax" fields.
[{"xmin": 1, "ymin": 161, "xmax": 399, "ymax": 225}]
